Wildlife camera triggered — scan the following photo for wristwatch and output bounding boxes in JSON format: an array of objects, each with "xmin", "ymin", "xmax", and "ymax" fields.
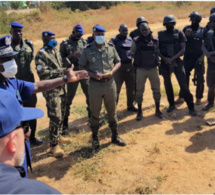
[{"xmin": 63, "ymin": 75, "xmax": 68, "ymax": 83}]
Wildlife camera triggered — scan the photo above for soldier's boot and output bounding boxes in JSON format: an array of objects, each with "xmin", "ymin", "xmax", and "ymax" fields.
[
  {"xmin": 111, "ymin": 130, "xmax": 126, "ymax": 146},
  {"xmin": 203, "ymin": 102, "xmax": 214, "ymax": 111},
  {"xmin": 51, "ymin": 145, "xmax": 64, "ymax": 157},
  {"xmin": 59, "ymin": 136, "xmax": 72, "ymax": 144},
  {"xmin": 175, "ymin": 97, "xmax": 185, "ymax": 104},
  {"xmin": 196, "ymin": 98, "xmax": 201, "ymax": 105},
  {"xmin": 155, "ymin": 102, "xmax": 164, "ymax": 118},
  {"xmin": 92, "ymin": 129, "xmax": 100, "ymax": 150},
  {"xmin": 62, "ymin": 117, "xmax": 68, "ymax": 135},
  {"xmin": 136, "ymin": 104, "xmax": 143, "ymax": 121}
]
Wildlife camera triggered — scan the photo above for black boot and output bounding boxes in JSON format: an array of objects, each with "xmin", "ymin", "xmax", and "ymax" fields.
[
  {"xmin": 92, "ymin": 129, "xmax": 100, "ymax": 150},
  {"xmin": 111, "ymin": 130, "xmax": 126, "ymax": 146},
  {"xmin": 136, "ymin": 103, "xmax": 143, "ymax": 121},
  {"xmin": 203, "ymin": 103, "xmax": 214, "ymax": 111},
  {"xmin": 62, "ymin": 117, "xmax": 68, "ymax": 135},
  {"xmin": 155, "ymin": 102, "xmax": 164, "ymax": 118}
]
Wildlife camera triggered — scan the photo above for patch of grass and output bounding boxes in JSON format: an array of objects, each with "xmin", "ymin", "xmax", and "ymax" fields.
[
  {"xmin": 151, "ymin": 143, "xmax": 161, "ymax": 154},
  {"xmin": 155, "ymin": 175, "xmax": 167, "ymax": 183},
  {"xmin": 71, "ymin": 104, "xmax": 88, "ymax": 116},
  {"xmin": 135, "ymin": 186, "xmax": 152, "ymax": 194}
]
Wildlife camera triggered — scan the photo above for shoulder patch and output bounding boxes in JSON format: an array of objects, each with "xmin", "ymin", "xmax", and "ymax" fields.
[{"xmin": 25, "ymin": 39, "xmax": 33, "ymax": 45}]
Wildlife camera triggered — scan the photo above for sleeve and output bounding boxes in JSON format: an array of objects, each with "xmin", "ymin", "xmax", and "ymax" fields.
[
  {"xmin": 79, "ymin": 49, "xmax": 88, "ymax": 68},
  {"xmin": 130, "ymin": 40, "xmax": 137, "ymax": 56},
  {"xmin": 59, "ymin": 41, "xmax": 67, "ymax": 58},
  {"xmin": 16, "ymin": 79, "xmax": 35, "ymax": 101},
  {"xmin": 179, "ymin": 30, "xmax": 187, "ymax": 43},
  {"xmin": 35, "ymin": 51, "xmax": 64, "ymax": 80},
  {"xmin": 113, "ymin": 47, "xmax": 121, "ymax": 64}
]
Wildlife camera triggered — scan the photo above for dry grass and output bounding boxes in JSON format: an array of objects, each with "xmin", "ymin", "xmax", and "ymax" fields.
[{"xmin": 1, "ymin": 1, "xmax": 215, "ymax": 41}]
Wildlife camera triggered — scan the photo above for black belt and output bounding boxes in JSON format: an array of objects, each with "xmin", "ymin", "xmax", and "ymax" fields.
[{"xmin": 90, "ymin": 77, "xmax": 111, "ymax": 83}]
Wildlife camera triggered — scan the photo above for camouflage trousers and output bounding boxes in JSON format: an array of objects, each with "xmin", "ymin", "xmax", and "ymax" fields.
[{"xmin": 43, "ymin": 89, "xmax": 66, "ymax": 147}]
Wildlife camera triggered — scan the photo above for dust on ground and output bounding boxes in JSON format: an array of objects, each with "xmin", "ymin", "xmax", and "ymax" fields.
[{"xmin": 29, "ymin": 18, "xmax": 215, "ymax": 194}]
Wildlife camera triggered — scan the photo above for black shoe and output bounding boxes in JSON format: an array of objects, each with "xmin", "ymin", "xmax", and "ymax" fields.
[
  {"xmin": 155, "ymin": 111, "xmax": 164, "ymax": 118},
  {"xmin": 30, "ymin": 138, "xmax": 43, "ymax": 145},
  {"xmin": 189, "ymin": 109, "xmax": 197, "ymax": 116},
  {"xmin": 167, "ymin": 105, "xmax": 176, "ymax": 113},
  {"xmin": 92, "ymin": 138, "xmax": 100, "ymax": 150},
  {"xmin": 111, "ymin": 136, "xmax": 126, "ymax": 146},
  {"xmin": 136, "ymin": 112, "xmax": 143, "ymax": 121},
  {"xmin": 127, "ymin": 106, "xmax": 138, "ymax": 112},
  {"xmin": 202, "ymin": 104, "xmax": 214, "ymax": 111}
]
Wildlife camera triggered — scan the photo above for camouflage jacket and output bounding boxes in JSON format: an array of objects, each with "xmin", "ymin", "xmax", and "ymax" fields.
[
  {"xmin": 12, "ymin": 39, "xmax": 35, "ymax": 82},
  {"xmin": 60, "ymin": 36, "xmax": 86, "ymax": 70},
  {"xmin": 35, "ymin": 45, "xmax": 65, "ymax": 95}
]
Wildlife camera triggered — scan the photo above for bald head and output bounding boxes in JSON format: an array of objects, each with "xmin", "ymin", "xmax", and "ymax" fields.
[{"xmin": 119, "ymin": 24, "xmax": 128, "ymax": 38}]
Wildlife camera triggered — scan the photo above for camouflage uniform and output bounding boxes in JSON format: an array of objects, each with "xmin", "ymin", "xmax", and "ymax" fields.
[
  {"xmin": 35, "ymin": 45, "xmax": 66, "ymax": 147},
  {"xmin": 60, "ymin": 36, "xmax": 90, "ymax": 119},
  {"xmin": 11, "ymin": 39, "xmax": 38, "ymax": 141},
  {"xmin": 79, "ymin": 41, "xmax": 120, "ymax": 136}
]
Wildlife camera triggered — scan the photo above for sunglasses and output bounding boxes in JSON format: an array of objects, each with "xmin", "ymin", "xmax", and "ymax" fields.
[{"xmin": 15, "ymin": 121, "xmax": 30, "ymax": 134}]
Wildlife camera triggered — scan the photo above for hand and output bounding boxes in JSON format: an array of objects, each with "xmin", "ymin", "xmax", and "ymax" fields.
[
  {"xmin": 62, "ymin": 67, "xmax": 69, "ymax": 75},
  {"xmin": 67, "ymin": 68, "xmax": 88, "ymax": 82},
  {"xmin": 164, "ymin": 57, "xmax": 172, "ymax": 65},
  {"xmin": 206, "ymin": 52, "xmax": 212, "ymax": 58},
  {"xmin": 102, "ymin": 71, "xmax": 113, "ymax": 79},
  {"xmin": 196, "ymin": 57, "xmax": 204, "ymax": 64},
  {"xmin": 94, "ymin": 72, "xmax": 103, "ymax": 80},
  {"xmin": 185, "ymin": 28, "xmax": 192, "ymax": 36}
]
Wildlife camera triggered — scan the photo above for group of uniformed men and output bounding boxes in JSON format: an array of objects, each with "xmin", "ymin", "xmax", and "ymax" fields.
[{"xmin": 1, "ymin": 7, "xmax": 215, "ymax": 176}]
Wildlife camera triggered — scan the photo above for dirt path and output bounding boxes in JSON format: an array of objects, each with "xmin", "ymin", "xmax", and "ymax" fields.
[{"xmin": 29, "ymin": 18, "xmax": 215, "ymax": 194}]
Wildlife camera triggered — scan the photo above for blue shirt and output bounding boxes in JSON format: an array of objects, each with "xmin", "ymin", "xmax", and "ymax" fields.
[
  {"xmin": 0, "ymin": 162, "xmax": 61, "ymax": 194},
  {"xmin": 0, "ymin": 78, "xmax": 35, "ymax": 178}
]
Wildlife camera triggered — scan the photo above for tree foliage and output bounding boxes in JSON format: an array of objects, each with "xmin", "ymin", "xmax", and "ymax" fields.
[{"xmin": 50, "ymin": 1, "xmax": 121, "ymax": 11}]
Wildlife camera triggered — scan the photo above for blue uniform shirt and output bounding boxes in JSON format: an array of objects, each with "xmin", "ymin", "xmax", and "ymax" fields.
[
  {"xmin": 0, "ymin": 162, "xmax": 61, "ymax": 194},
  {"xmin": 0, "ymin": 78, "xmax": 35, "ymax": 178}
]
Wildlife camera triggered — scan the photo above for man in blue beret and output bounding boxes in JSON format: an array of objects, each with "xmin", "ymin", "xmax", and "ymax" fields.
[
  {"xmin": 0, "ymin": 35, "xmax": 88, "ymax": 170},
  {"xmin": 80, "ymin": 25, "xmax": 126, "ymax": 150},
  {"xmin": 60, "ymin": 24, "xmax": 90, "ymax": 133},
  {"xmin": 35, "ymin": 31, "xmax": 86, "ymax": 157},
  {"xmin": 0, "ymin": 89, "xmax": 61, "ymax": 194},
  {"xmin": 10, "ymin": 22, "xmax": 42, "ymax": 146}
]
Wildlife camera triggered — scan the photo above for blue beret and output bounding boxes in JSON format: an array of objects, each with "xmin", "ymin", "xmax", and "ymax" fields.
[
  {"xmin": 0, "ymin": 35, "xmax": 18, "ymax": 59},
  {"xmin": 0, "ymin": 89, "xmax": 44, "ymax": 138},
  {"xmin": 10, "ymin": 22, "xmax": 24, "ymax": 28},
  {"xmin": 42, "ymin": 31, "xmax": 55, "ymax": 37},
  {"xmin": 93, "ymin": 25, "xmax": 106, "ymax": 32},
  {"xmin": 74, "ymin": 24, "xmax": 84, "ymax": 35}
]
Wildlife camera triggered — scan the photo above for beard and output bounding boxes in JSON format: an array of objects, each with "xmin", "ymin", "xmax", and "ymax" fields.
[{"xmin": 14, "ymin": 151, "xmax": 25, "ymax": 166}]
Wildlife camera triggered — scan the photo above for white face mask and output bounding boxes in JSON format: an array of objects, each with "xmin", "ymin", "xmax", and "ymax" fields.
[{"xmin": 1, "ymin": 59, "xmax": 17, "ymax": 78}]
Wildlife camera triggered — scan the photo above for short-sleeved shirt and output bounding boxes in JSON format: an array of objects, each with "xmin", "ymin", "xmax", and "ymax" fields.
[
  {"xmin": 0, "ymin": 163, "xmax": 61, "ymax": 194},
  {"xmin": 59, "ymin": 36, "xmax": 86, "ymax": 69},
  {"xmin": 79, "ymin": 41, "xmax": 121, "ymax": 74},
  {"xmin": 0, "ymin": 78, "xmax": 35, "ymax": 104},
  {"xmin": 12, "ymin": 39, "xmax": 35, "ymax": 82}
]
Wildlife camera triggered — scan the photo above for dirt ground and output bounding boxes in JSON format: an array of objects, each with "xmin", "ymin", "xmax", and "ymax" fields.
[{"xmin": 28, "ymin": 18, "xmax": 215, "ymax": 194}]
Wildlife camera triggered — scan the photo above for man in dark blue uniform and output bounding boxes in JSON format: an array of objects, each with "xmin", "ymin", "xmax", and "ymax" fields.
[
  {"xmin": 0, "ymin": 35, "xmax": 88, "ymax": 176},
  {"xmin": 202, "ymin": 13, "xmax": 215, "ymax": 111},
  {"xmin": 158, "ymin": 15, "xmax": 197, "ymax": 116},
  {"xmin": 111, "ymin": 24, "xmax": 137, "ymax": 112},
  {"xmin": 0, "ymin": 89, "xmax": 61, "ymax": 194},
  {"xmin": 176, "ymin": 12, "xmax": 205, "ymax": 105}
]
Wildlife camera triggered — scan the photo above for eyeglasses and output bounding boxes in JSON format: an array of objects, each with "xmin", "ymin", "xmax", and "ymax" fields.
[{"xmin": 15, "ymin": 121, "xmax": 30, "ymax": 134}]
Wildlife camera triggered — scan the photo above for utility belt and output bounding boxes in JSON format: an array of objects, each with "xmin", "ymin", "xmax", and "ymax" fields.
[{"xmin": 90, "ymin": 77, "xmax": 112, "ymax": 83}]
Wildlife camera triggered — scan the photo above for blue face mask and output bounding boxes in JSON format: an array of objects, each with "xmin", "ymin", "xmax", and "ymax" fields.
[
  {"xmin": 95, "ymin": 36, "xmax": 105, "ymax": 44},
  {"xmin": 47, "ymin": 39, "xmax": 58, "ymax": 48}
]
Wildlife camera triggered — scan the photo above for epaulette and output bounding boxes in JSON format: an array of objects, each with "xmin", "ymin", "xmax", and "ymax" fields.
[
  {"xmin": 39, "ymin": 48, "xmax": 45, "ymax": 53},
  {"xmin": 25, "ymin": 39, "xmax": 33, "ymax": 45},
  {"xmin": 108, "ymin": 42, "xmax": 114, "ymax": 47},
  {"xmin": 85, "ymin": 43, "xmax": 93, "ymax": 48}
]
